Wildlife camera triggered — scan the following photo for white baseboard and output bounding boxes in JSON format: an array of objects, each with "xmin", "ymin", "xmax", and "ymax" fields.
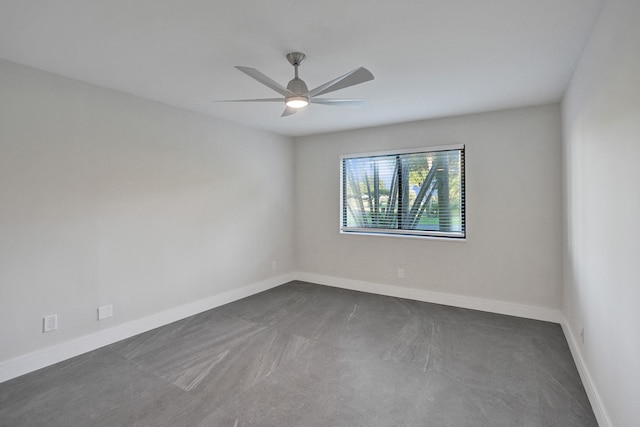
[
  {"xmin": 2, "ymin": 271, "xmax": 610, "ymax": 426},
  {"xmin": 0, "ymin": 272, "xmax": 296, "ymax": 384},
  {"xmin": 294, "ymin": 272, "xmax": 563, "ymax": 323},
  {"xmin": 0, "ymin": 271, "xmax": 567, "ymax": 385},
  {"xmin": 561, "ymin": 318, "xmax": 612, "ymax": 427},
  {"xmin": 293, "ymin": 272, "xmax": 610, "ymax": 425}
]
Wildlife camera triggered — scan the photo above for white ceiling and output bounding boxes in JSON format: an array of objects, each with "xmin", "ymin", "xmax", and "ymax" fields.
[{"xmin": 0, "ymin": 0, "xmax": 602, "ymax": 137}]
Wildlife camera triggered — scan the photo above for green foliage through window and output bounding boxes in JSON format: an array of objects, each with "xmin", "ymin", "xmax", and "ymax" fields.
[{"xmin": 340, "ymin": 146, "xmax": 465, "ymax": 238}]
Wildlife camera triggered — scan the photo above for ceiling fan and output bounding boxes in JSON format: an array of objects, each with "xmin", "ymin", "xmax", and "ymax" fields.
[{"xmin": 218, "ymin": 52, "xmax": 374, "ymax": 117}]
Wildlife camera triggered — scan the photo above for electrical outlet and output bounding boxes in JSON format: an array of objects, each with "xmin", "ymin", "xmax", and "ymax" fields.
[
  {"xmin": 271, "ymin": 260, "xmax": 277, "ymax": 271},
  {"xmin": 98, "ymin": 305, "xmax": 113, "ymax": 321},
  {"xmin": 397, "ymin": 268, "xmax": 405, "ymax": 279},
  {"xmin": 43, "ymin": 315, "xmax": 58, "ymax": 333},
  {"xmin": 580, "ymin": 326, "xmax": 584, "ymax": 344}
]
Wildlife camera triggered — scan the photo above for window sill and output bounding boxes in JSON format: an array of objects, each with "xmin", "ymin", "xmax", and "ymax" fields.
[{"xmin": 339, "ymin": 230, "xmax": 466, "ymax": 242}]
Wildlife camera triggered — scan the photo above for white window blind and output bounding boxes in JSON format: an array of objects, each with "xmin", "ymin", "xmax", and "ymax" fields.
[{"xmin": 340, "ymin": 145, "xmax": 465, "ymax": 239}]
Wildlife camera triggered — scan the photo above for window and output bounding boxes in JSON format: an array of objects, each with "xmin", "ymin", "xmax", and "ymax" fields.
[{"xmin": 340, "ymin": 145, "xmax": 465, "ymax": 239}]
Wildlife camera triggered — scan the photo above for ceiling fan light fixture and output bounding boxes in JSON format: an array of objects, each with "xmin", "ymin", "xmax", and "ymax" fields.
[{"xmin": 285, "ymin": 96, "xmax": 309, "ymax": 109}]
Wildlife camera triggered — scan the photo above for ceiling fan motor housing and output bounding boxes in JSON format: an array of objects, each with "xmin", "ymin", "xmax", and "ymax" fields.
[{"xmin": 287, "ymin": 77, "xmax": 308, "ymax": 95}]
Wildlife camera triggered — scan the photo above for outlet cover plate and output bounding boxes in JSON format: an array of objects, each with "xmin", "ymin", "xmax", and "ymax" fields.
[
  {"xmin": 43, "ymin": 315, "xmax": 57, "ymax": 333},
  {"xmin": 98, "ymin": 305, "xmax": 113, "ymax": 321}
]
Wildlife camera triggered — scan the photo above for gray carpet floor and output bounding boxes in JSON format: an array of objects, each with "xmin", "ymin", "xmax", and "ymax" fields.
[{"xmin": 0, "ymin": 281, "xmax": 597, "ymax": 426}]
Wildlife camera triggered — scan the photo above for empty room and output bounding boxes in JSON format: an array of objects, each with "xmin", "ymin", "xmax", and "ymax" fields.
[{"xmin": 0, "ymin": 0, "xmax": 638, "ymax": 426}]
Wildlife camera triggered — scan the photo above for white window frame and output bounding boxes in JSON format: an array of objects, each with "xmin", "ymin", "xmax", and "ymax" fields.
[{"xmin": 339, "ymin": 144, "xmax": 465, "ymax": 240}]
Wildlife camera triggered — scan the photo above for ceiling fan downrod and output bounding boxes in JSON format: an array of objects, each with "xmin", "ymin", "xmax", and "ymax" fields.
[{"xmin": 285, "ymin": 52, "xmax": 309, "ymax": 106}]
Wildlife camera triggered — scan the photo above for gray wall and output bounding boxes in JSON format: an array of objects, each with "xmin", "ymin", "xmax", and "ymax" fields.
[
  {"xmin": 294, "ymin": 104, "xmax": 563, "ymax": 310},
  {"xmin": 562, "ymin": 0, "xmax": 640, "ymax": 425},
  {"xmin": 0, "ymin": 59, "xmax": 295, "ymax": 361}
]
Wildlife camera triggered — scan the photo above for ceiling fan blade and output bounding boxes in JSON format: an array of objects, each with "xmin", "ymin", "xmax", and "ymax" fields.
[
  {"xmin": 235, "ymin": 66, "xmax": 296, "ymax": 97},
  {"xmin": 308, "ymin": 67, "xmax": 374, "ymax": 97},
  {"xmin": 310, "ymin": 98, "xmax": 368, "ymax": 108},
  {"xmin": 281, "ymin": 106, "xmax": 297, "ymax": 117},
  {"xmin": 214, "ymin": 98, "xmax": 284, "ymax": 103}
]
